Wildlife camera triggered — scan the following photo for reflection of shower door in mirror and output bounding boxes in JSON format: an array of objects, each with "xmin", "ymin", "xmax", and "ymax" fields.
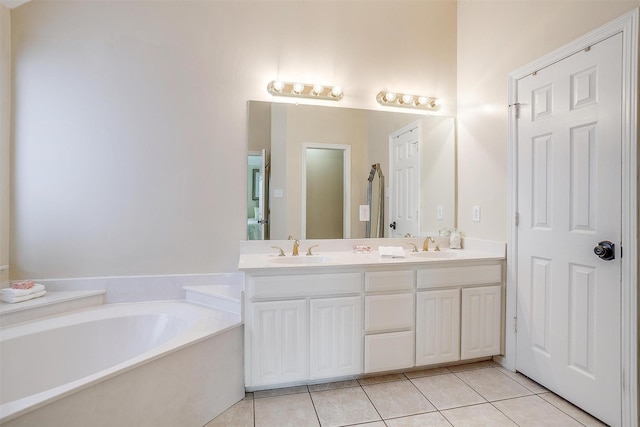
[
  {"xmin": 389, "ymin": 122, "xmax": 420, "ymax": 237},
  {"xmin": 302, "ymin": 144, "xmax": 351, "ymax": 239}
]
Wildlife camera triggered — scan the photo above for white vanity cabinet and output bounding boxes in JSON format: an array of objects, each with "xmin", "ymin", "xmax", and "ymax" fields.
[
  {"xmin": 245, "ymin": 272, "xmax": 362, "ymax": 388},
  {"xmin": 363, "ymin": 270, "xmax": 414, "ymax": 373},
  {"xmin": 416, "ymin": 263, "xmax": 503, "ymax": 365},
  {"xmin": 241, "ymin": 247, "xmax": 505, "ymax": 389}
]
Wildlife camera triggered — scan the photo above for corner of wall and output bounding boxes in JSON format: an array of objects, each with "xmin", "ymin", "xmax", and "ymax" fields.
[{"xmin": 0, "ymin": 4, "xmax": 11, "ymax": 285}]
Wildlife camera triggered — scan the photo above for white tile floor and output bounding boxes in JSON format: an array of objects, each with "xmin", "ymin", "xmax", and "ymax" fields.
[{"xmin": 205, "ymin": 361, "xmax": 608, "ymax": 427}]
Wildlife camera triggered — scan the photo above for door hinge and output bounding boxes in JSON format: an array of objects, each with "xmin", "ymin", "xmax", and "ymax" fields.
[
  {"xmin": 510, "ymin": 103, "xmax": 521, "ymax": 119},
  {"xmin": 513, "ymin": 317, "xmax": 517, "ymax": 333},
  {"xmin": 515, "ymin": 212, "xmax": 519, "ymax": 226}
]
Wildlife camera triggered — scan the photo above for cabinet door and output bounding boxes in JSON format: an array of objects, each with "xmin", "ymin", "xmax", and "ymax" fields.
[
  {"xmin": 461, "ymin": 285, "xmax": 501, "ymax": 359},
  {"xmin": 416, "ymin": 289, "xmax": 460, "ymax": 366},
  {"xmin": 251, "ymin": 300, "xmax": 308, "ymax": 386},
  {"xmin": 310, "ymin": 296, "xmax": 362, "ymax": 379}
]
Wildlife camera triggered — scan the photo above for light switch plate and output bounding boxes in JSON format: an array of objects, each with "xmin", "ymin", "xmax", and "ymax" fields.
[
  {"xmin": 472, "ymin": 205, "xmax": 481, "ymax": 222},
  {"xmin": 359, "ymin": 205, "xmax": 370, "ymax": 221},
  {"xmin": 273, "ymin": 189, "xmax": 284, "ymax": 198},
  {"xmin": 437, "ymin": 206, "xmax": 444, "ymax": 220}
]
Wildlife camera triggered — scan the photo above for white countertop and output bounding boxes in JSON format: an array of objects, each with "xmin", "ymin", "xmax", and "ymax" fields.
[{"xmin": 238, "ymin": 248, "xmax": 504, "ymax": 271}]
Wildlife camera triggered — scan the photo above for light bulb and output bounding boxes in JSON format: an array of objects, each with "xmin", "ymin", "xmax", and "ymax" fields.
[
  {"xmin": 312, "ymin": 85, "xmax": 324, "ymax": 96},
  {"xmin": 430, "ymin": 98, "xmax": 442, "ymax": 109},
  {"xmin": 417, "ymin": 96, "xmax": 429, "ymax": 106},
  {"xmin": 330, "ymin": 86, "xmax": 343, "ymax": 97},
  {"xmin": 401, "ymin": 94, "xmax": 414, "ymax": 104},
  {"xmin": 384, "ymin": 92, "xmax": 396, "ymax": 103},
  {"xmin": 272, "ymin": 81, "xmax": 284, "ymax": 92},
  {"xmin": 292, "ymin": 82, "xmax": 304, "ymax": 94}
]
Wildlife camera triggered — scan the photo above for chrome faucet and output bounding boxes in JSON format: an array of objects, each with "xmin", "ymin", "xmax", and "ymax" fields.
[
  {"xmin": 292, "ymin": 240, "xmax": 300, "ymax": 256},
  {"xmin": 306, "ymin": 245, "xmax": 319, "ymax": 256},
  {"xmin": 423, "ymin": 236, "xmax": 435, "ymax": 252},
  {"xmin": 271, "ymin": 246, "xmax": 285, "ymax": 257}
]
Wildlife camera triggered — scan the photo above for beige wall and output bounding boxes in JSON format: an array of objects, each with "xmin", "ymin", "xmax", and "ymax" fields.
[
  {"xmin": 0, "ymin": 4, "xmax": 10, "ymax": 285},
  {"xmin": 9, "ymin": 0, "xmax": 457, "ymax": 278},
  {"xmin": 456, "ymin": 0, "xmax": 639, "ymax": 241}
]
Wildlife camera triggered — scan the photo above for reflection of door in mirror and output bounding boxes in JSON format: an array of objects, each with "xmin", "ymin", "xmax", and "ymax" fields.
[
  {"xmin": 302, "ymin": 144, "xmax": 351, "ymax": 239},
  {"xmin": 389, "ymin": 122, "xmax": 421, "ymax": 237},
  {"xmin": 247, "ymin": 150, "xmax": 269, "ymax": 240}
]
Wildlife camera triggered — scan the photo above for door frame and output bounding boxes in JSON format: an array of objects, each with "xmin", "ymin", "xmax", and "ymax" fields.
[
  {"xmin": 301, "ymin": 142, "xmax": 351, "ymax": 239},
  {"xmin": 505, "ymin": 8, "xmax": 638, "ymax": 424}
]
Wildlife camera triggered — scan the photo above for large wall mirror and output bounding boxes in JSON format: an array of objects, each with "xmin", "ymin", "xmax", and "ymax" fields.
[{"xmin": 247, "ymin": 100, "xmax": 456, "ymax": 240}]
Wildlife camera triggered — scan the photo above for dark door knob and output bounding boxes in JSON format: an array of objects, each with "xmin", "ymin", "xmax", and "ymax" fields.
[
  {"xmin": 389, "ymin": 221, "xmax": 396, "ymax": 230},
  {"xmin": 594, "ymin": 241, "xmax": 615, "ymax": 260}
]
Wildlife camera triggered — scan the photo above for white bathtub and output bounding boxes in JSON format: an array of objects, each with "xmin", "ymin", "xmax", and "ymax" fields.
[{"xmin": 0, "ymin": 301, "xmax": 244, "ymax": 427}]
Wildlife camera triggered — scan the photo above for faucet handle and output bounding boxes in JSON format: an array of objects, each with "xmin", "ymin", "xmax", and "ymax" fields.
[
  {"xmin": 271, "ymin": 246, "xmax": 285, "ymax": 257},
  {"xmin": 306, "ymin": 245, "xmax": 320, "ymax": 256},
  {"xmin": 407, "ymin": 243, "xmax": 419, "ymax": 253}
]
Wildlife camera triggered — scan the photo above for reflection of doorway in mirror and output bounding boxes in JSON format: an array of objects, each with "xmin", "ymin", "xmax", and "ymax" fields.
[
  {"xmin": 247, "ymin": 150, "xmax": 268, "ymax": 240},
  {"xmin": 302, "ymin": 144, "xmax": 351, "ymax": 239},
  {"xmin": 389, "ymin": 122, "xmax": 421, "ymax": 237}
]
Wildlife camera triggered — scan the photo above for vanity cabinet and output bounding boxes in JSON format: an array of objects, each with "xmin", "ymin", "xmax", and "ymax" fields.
[
  {"xmin": 246, "ymin": 272, "xmax": 362, "ymax": 388},
  {"xmin": 241, "ymin": 251, "xmax": 505, "ymax": 389},
  {"xmin": 416, "ymin": 264, "xmax": 503, "ymax": 365}
]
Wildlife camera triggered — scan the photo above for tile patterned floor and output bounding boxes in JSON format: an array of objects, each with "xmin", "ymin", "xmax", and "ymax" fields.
[{"xmin": 205, "ymin": 361, "xmax": 608, "ymax": 427}]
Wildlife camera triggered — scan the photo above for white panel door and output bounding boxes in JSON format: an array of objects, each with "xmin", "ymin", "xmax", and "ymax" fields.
[
  {"xmin": 415, "ymin": 289, "xmax": 460, "ymax": 366},
  {"xmin": 516, "ymin": 33, "xmax": 622, "ymax": 426},
  {"xmin": 389, "ymin": 122, "xmax": 420, "ymax": 237},
  {"xmin": 310, "ymin": 296, "xmax": 362, "ymax": 379},
  {"xmin": 251, "ymin": 300, "xmax": 308, "ymax": 386},
  {"xmin": 461, "ymin": 285, "xmax": 501, "ymax": 360}
]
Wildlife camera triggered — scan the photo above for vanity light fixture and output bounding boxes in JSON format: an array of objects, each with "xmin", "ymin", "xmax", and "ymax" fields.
[
  {"xmin": 267, "ymin": 80, "xmax": 344, "ymax": 101},
  {"xmin": 376, "ymin": 91, "xmax": 441, "ymax": 111}
]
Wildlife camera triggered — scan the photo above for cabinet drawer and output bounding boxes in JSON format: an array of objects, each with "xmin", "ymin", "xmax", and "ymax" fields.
[
  {"xmin": 365, "ymin": 293, "xmax": 413, "ymax": 332},
  {"xmin": 365, "ymin": 270, "xmax": 413, "ymax": 292},
  {"xmin": 250, "ymin": 272, "xmax": 361, "ymax": 298},
  {"xmin": 364, "ymin": 331, "xmax": 414, "ymax": 373},
  {"xmin": 417, "ymin": 264, "xmax": 501, "ymax": 289}
]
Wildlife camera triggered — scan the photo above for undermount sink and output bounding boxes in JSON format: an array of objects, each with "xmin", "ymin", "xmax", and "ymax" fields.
[
  {"xmin": 410, "ymin": 250, "xmax": 464, "ymax": 259},
  {"xmin": 270, "ymin": 256, "xmax": 330, "ymax": 265}
]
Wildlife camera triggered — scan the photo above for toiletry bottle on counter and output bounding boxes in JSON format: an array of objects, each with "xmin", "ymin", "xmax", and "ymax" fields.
[{"xmin": 450, "ymin": 229, "xmax": 461, "ymax": 249}]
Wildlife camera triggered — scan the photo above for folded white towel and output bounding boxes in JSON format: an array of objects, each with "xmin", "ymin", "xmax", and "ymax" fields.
[
  {"xmin": 378, "ymin": 246, "xmax": 406, "ymax": 258},
  {"xmin": 1, "ymin": 290, "xmax": 47, "ymax": 304},
  {"xmin": 1, "ymin": 283, "xmax": 45, "ymax": 297}
]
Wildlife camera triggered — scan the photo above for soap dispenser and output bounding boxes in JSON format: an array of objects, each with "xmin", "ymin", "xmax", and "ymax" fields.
[{"xmin": 450, "ymin": 229, "xmax": 462, "ymax": 249}]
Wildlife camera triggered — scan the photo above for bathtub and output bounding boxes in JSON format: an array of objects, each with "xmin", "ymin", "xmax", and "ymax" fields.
[{"xmin": 0, "ymin": 301, "xmax": 244, "ymax": 427}]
